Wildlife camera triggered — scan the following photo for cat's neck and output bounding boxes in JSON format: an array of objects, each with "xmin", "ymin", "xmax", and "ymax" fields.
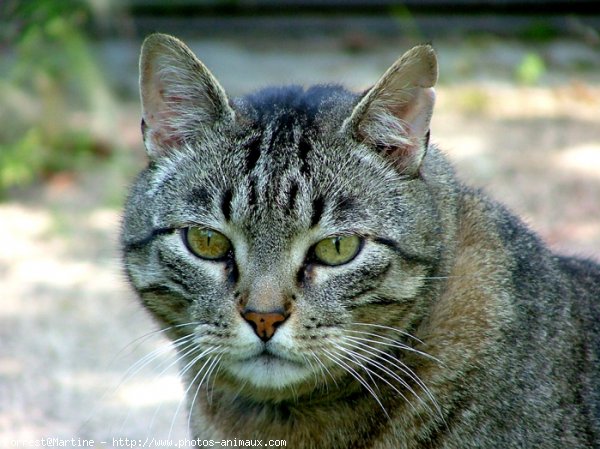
[{"xmin": 191, "ymin": 380, "xmax": 438, "ymax": 449}]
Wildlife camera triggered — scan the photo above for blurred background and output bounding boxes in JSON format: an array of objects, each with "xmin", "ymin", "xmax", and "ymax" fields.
[{"xmin": 1, "ymin": 0, "xmax": 599, "ymax": 444}]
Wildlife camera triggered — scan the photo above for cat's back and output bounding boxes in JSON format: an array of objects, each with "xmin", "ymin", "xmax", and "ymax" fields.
[
  {"xmin": 558, "ymin": 256, "xmax": 600, "ymax": 299},
  {"xmin": 558, "ymin": 255, "xmax": 600, "ymax": 440},
  {"xmin": 441, "ymin": 186, "xmax": 600, "ymax": 447}
]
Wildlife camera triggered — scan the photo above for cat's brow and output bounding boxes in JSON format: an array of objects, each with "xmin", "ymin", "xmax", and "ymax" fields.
[
  {"xmin": 288, "ymin": 182, "xmax": 299, "ymax": 211},
  {"xmin": 373, "ymin": 237, "xmax": 437, "ymax": 265},
  {"xmin": 244, "ymin": 133, "xmax": 262, "ymax": 175},
  {"xmin": 123, "ymin": 227, "xmax": 175, "ymax": 251},
  {"xmin": 310, "ymin": 196, "xmax": 325, "ymax": 228},
  {"xmin": 297, "ymin": 135, "xmax": 311, "ymax": 176},
  {"xmin": 221, "ymin": 188, "xmax": 233, "ymax": 221}
]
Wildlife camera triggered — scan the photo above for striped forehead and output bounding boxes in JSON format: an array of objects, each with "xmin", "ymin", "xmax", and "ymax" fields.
[
  {"xmin": 229, "ymin": 117, "xmax": 315, "ymax": 228},
  {"xmin": 245, "ymin": 115, "xmax": 309, "ymax": 186},
  {"xmin": 239, "ymin": 85, "xmax": 333, "ymax": 178},
  {"xmin": 218, "ymin": 127, "xmax": 362, "ymax": 240},
  {"xmin": 180, "ymin": 85, "xmax": 364, "ymax": 234}
]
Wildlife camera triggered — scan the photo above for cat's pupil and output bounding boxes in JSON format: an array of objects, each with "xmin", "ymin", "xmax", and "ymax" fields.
[
  {"xmin": 313, "ymin": 235, "xmax": 361, "ymax": 266},
  {"xmin": 185, "ymin": 227, "xmax": 231, "ymax": 260}
]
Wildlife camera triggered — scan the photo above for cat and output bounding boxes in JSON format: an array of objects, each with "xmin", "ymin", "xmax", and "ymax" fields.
[{"xmin": 121, "ymin": 33, "xmax": 600, "ymax": 448}]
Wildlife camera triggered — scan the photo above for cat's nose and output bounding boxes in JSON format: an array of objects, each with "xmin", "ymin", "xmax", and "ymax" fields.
[{"xmin": 241, "ymin": 310, "xmax": 288, "ymax": 342}]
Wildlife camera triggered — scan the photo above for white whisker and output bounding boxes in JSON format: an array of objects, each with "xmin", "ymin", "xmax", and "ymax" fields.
[
  {"xmin": 207, "ymin": 355, "xmax": 224, "ymax": 405},
  {"xmin": 346, "ymin": 331, "xmax": 441, "ymax": 364},
  {"xmin": 186, "ymin": 351, "xmax": 223, "ymax": 437},
  {"xmin": 117, "ymin": 322, "xmax": 198, "ymax": 359},
  {"xmin": 119, "ymin": 333, "xmax": 196, "ymax": 391},
  {"xmin": 143, "ymin": 340, "xmax": 204, "ymax": 435},
  {"xmin": 322, "ymin": 348, "xmax": 389, "ymax": 418},
  {"xmin": 301, "ymin": 353, "xmax": 321, "ymax": 391},
  {"xmin": 334, "ymin": 342, "xmax": 416, "ymax": 414},
  {"xmin": 113, "ymin": 335, "xmax": 197, "ymax": 437},
  {"xmin": 338, "ymin": 339, "xmax": 443, "ymax": 420},
  {"xmin": 333, "ymin": 344, "xmax": 381, "ymax": 392},
  {"xmin": 168, "ymin": 346, "xmax": 222, "ymax": 440},
  {"xmin": 342, "ymin": 336, "xmax": 440, "ymax": 409},
  {"xmin": 311, "ymin": 351, "xmax": 338, "ymax": 391},
  {"xmin": 351, "ymin": 322, "xmax": 424, "ymax": 344},
  {"xmin": 80, "ymin": 326, "xmax": 196, "ymax": 436}
]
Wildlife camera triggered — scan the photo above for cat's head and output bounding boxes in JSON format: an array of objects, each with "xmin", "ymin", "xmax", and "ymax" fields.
[{"xmin": 122, "ymin": 34, "xmax": 444, "ymax": 398}]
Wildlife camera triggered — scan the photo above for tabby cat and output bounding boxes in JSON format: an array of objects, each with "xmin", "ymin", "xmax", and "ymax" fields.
[{"xmin": 121, "ymin": 33, "xmax": 600, "ymax": 448}]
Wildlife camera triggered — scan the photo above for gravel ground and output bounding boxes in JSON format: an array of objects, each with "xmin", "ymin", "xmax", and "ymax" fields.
[{"xmin": 1, "ymin": 35, "xmax": 599, "ymax": 447}]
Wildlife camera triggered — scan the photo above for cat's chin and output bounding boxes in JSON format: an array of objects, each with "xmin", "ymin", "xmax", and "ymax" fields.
[{"xmin": 224, "ymin": 353, "xmax": 313, "ymax": 389}]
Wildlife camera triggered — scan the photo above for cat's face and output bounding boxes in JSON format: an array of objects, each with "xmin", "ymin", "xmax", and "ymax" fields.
[{"xmin": 122, "ymin": 34, "xmax": 440, "ymax": 395}]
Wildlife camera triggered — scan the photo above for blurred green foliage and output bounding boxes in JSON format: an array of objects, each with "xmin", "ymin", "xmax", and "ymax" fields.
[
  {"xmin": 389, "ymin": 4, "xmax": 423, "ymax": 42},
  {"xmin": 0, "ymin": 0, "xmax": 118, "ymax": 196},
  {"xmin": 456, "ymin": 88, "xmax": 490, "ymax": 115},
  {"xmin": 515, "ymin": 52, "xmax": 547, "ymax": 85},
  {"xmin": 519, "ymin": 21, "xmax": 560, "ymax": 42}
]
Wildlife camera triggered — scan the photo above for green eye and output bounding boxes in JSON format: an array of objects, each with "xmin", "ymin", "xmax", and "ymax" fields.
[
  {"xmin": 184, "ymin": 227, "xmax": 231, "ymax": 260},
  {"xmin": 313, "ymin": 235, "xmax": 361, "ymax": 266}
]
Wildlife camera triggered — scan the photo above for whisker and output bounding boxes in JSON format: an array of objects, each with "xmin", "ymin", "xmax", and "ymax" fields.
[
  {"xmin": 111, "ymin": 335, "xmax": 197, "ymax": 436},
  {"xmin": 322, "ymin": 348, "xmax": 389, "ymax": 419},
  {"xmin": 181, "ymin": 355, "xmax": 215, "ymax": 441},
  {"xmin": 334, "ymin": 342, "xmax": 417, "ymax": 414},
  {"xmin": 345, "ymin": 331, "xmax": 441, "ymax": 364},
  {"xmin": 341, "ymin": 337, "xmax": 444, "ymax": 422},
  {"xmin": 186, "ymin": 351, "xmax": 223, "ymax": 437},
  {"xmin": 168, "ymin": 346, "xmax": 222, "ymax": 440},
  {"xmin": 156, "ymin": 340, "xmax": 202, "ymax": 381},
  {"xmin": 350, "ymin": 322, "xmax": 424, "ymax": 344},
  {"xmin": 344, "ymin": 338, "xmax": 436, "ymax": 398},
  {"xmin": 177, "ymin": 345, "xmax": 223, "ymax": 387},
  {"xmin": 202, "ymin": 353, "xmax": 223, "ymax": 403},
  {"xmin": 338, "ymin": 339, "xmax": 442, "ymax": 418},
  {"xmin": 117, "ymin": 322, "xmax": 198, "ymax": 359},
  {"xmin": 344, "ymin": 334, "xmax": 444, "ymax": 416},
  {"xmin": 148, "ymin": 343, "xmax": 220, "ymax": 430},
  {"xmin": 207, "ymin": 355, "xmax": 224, "ymax": 405},
  {"xmin": 339, "ymin": 340, "xmax": 418, "ymax": 396},
  {"xmin": 333, "ymin": 344, "xmax": 381, "ymax": 392},
  {"xmin": 311, "ymin": 351, "xmax": 338, "ymax": 391},
  {"xmin": 79, "ymin": 326, "xmax": 196, "ymax": 436},
  {"xmin": 301, "ymin": 353, "xmax": 321, "ymax": 391},
  {"xmin": 119, "ymin": 333, "xmax": 196, "ymax": 390},
  {"xmin": 142, "ymin": 340, "xmax": 204, "ymax": 435},
  {"xmin": 227, "ymin": 378, "xmax": 250, "ymax": 408}
]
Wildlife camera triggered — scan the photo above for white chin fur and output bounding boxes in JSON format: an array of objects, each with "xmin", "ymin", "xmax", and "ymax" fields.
[{"xmin": 225, "ymin": 355, "xmax": 312, "ymax": 389}]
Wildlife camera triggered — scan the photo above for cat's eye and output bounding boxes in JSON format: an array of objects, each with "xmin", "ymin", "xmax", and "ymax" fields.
[
  {"xmin": 313, "ymin": 235, "xmax": 361, "ymax": 266},
  {"xmin": 184, "ymin": 227, "xmax": 232, "ymax": 260}
]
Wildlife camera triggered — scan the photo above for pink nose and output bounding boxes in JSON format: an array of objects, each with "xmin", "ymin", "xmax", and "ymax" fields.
[{"xmin": 241, "ymin": 310, "xmax": 288, "ymax": 342}]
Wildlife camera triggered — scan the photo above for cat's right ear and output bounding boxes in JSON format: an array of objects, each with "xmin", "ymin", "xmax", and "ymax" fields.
[
  {"xmin": 139, "ymin": 33, "xmax": 234, "ymax": 159},
  {"xmin": 343, "ymin": 45, "xmax": 438, "ymax": 177}
]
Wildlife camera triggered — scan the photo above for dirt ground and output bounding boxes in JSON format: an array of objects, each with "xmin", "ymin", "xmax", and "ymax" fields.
[{"xmin": 1, "ymin": 35, "xmax": 599, "ymax": 446}]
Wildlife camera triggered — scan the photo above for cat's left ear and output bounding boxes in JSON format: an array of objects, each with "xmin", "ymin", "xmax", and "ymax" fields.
[
  {"xmin": 344, "ymin": 45, "xmax": 438, "ymax": 176},
  {"xmin": 139, "ymin": 33, "xmax": 235, "ymax": 159}
]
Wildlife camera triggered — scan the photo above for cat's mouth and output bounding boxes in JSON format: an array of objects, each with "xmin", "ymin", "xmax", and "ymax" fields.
[
  {"xmin": 224, "ymin": 347, "xmax": 311, "ymax": 389},
  {"xmin": 247, "ymin": 348, "xmax": 303, "ymax": 366}
]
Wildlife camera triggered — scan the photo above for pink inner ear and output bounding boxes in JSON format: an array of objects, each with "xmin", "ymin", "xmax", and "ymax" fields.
[
  {"xmin": 162, "ymin": 94, "xmax": 186, "ymax": 107},
  {"xmin": 379, "ymin": 140, "xmax": 423, "ymax": 175},
  {"xmin": 145, "ymin": 107, "xmax": 184, "ymax": 150},
  {"xmin": 149, "ymin": 126, "xmax": 184, "ymax": 150},
  {"xmin": 144, "ymin": 82, "xmax": 188, "ymax": 150},
  {"xmin": 399, "ymin": 88, "xmax": 435, "ymax": 137}
]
